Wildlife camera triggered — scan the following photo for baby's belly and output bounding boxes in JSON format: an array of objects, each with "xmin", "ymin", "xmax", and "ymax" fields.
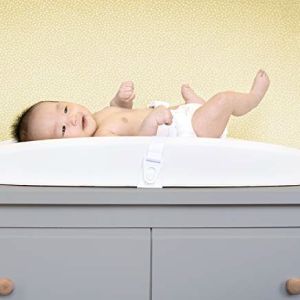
[{"xmin": 100, "ymin": 108, "xmax": 152, "ymax": 136}]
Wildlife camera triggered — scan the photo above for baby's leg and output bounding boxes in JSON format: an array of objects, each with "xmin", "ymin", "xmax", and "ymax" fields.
[
  {"xmin": 181, "ymin": 84, "xmax": 206, "ymax": 105},
  {"xmin": 191, "ymin": 70, "xmax": 270, "ymax": 138},
  {"xmin": 169, "ymin": 84, "xmax": 206, "ymax": 110}
]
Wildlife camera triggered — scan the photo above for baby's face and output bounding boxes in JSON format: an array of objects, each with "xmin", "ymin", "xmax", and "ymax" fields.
[{"xmin": 29, "ymin": 101, "xmax": 97, "ymax": 140}]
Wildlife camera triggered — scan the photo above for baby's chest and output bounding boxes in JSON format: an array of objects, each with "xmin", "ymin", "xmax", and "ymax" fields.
[{"xmin": 96, "ymin": 114, "xmax": 136, "ymax": 135}]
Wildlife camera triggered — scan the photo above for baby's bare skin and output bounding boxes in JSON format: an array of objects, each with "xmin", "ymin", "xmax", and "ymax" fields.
[
  {"xmin": 92, "ymin": 106, "xmax": 153, "ymax": 136},
  {"xmin": 93, "ymin": 80, "xmax": 176, "ymax": 136},
  {"xmin": 93, "ymin": 105, "xmax": 176, "ymax": 136},
  {"xmin": 93, "ymin": 70, "xmax": 270, "ymax": 137},
  {"xmin": 27, "ymin": 82, "xmax": 183, "ymax": 140},
  {"xmin": 27, "ymin": 70, "xmax": 269, "ymax": 141}
]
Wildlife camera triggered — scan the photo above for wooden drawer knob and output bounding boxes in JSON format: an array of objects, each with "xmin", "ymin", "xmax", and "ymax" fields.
[
  {"xmin": 0, "ymin": 278, "xmax": 14, "ymax": 296},
  {"xmin": 286, "ymin": 278, "xmax": 300, "ymax": 295}
]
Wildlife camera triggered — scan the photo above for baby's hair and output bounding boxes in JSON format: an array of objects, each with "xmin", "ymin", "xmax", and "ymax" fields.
[{"xmin": 11, "ymin": 100, "xmax": 57, "ymax": 142}]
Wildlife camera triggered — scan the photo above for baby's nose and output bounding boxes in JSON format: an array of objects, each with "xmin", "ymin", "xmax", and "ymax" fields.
[{"xmin": 70, "ymin": 114, "xmax": 80, "ymax": 126}]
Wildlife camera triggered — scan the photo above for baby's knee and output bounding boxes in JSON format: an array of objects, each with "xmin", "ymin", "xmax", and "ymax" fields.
[{"xmin": 215, "ymin": 91, "xmax": 234, "ymax": 106}]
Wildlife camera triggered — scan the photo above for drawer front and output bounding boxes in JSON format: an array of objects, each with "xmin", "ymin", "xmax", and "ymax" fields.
[
  {"xmin": 152, "ymin": 228, "xmax": 300, "ymax": 300},
  {"xmin": 0, "ymin": 228, "xmax": 150, "ymax": 300}
]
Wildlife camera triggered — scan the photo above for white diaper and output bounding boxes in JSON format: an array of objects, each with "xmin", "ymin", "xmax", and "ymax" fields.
[{"xmin": 148, "ymin": 101, "xmax": 228, "ymax": 138}]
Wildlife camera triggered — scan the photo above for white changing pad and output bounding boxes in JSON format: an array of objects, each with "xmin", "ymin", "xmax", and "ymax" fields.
[{"xmin": 0, "ymin": 137, "xmax": 299, "ymax": 187}]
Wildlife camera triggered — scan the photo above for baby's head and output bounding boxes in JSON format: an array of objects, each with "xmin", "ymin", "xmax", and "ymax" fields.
[{"xmin": 11, "ymin": 100, "xmax": 97, "ymax": 142}]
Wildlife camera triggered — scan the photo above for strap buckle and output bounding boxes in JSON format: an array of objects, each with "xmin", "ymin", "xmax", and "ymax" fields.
[{"xmin": 138, "ymin": 141, "xmax": 165, "ymax": 188}]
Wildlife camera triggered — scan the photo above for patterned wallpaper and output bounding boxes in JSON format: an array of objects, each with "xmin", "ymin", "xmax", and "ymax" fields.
[{"xmin": 0, "ymin": 0, "xmax": 299, "ymax": 148}]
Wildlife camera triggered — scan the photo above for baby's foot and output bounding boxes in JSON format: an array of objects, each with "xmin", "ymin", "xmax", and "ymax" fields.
[
  {"xmin": 181, "ymin": 84, "xmax": 206, "ymax": 105},
  {"xmin": 250, "ymin": 70, "xmax": 270, "ymax": 104}
]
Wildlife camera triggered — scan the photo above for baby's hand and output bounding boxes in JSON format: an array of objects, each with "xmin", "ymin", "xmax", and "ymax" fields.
[
  {"xmin": 151, "ymin": 106, "xmax": 173, "ymax": 126},
  {"xmin": 138, "ymin": 105, "xmax": 173, "ymax": 136},
  {"xmin": 115, "ymin": 81, "xmax": 136, "ymax": 108}
]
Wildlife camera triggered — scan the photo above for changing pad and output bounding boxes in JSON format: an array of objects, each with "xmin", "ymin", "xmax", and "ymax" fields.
[{"xmin": 0, "ymin": 137, "xmax": 299, "ymax": 187}]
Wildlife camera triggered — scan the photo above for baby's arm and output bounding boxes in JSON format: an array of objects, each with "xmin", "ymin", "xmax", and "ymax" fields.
[
  {"xmin": 93, "ymin": 128, "xmax": 118, "ymax": 137},
  {"xmin": 138, "ymin": 106, "xmax": 173, "ymax": 136},
  {"xmin": 110, "ymin": 81, "xmax": 135, "ymax": 109}
]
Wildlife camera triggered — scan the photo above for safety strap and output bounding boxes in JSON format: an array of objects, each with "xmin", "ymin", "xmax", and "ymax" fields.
[{"xmin": 137, "ymin": 141, "xmax": 165, "ymax": 188}]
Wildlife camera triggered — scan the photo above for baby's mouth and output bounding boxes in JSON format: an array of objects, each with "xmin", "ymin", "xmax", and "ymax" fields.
[{"xmin": 82, "ymin": 115, "xmax": 87, "ymax": 130}]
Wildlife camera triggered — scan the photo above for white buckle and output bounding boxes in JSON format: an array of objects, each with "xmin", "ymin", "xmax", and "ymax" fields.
[{"xmin": 138, "ymin": 141, "xmax": 165, "ymax": 188}]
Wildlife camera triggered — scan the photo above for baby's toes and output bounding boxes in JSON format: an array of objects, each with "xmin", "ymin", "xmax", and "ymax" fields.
[
  {"xmin": 259, "ymin": 70, "xmax": 270, "ymax": 85},
  {"xmin": 260, "ymin": 70, "xmax": 266, "ymax": 77}
]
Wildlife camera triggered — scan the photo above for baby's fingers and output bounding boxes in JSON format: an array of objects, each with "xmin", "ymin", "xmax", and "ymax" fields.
[
  {"xmin": 129, "ymin": 93, "xmax": 136, "ymax": 102},
  {"xmin": 121, "ymin": 90, "xmax": 133, "ymax": 98},
  {"xmin": 121, "ymin": 81, "xmax": 134, "ymax": 89},
  {"xmin": 123, "ymin": 93, "xmax": 135, "ymax": 103},
  {"xmin": 154, "ymin": 106, "xmax": 173, "ymax": 125},
  {"xmin": 164, "ymin": 110, "xmax": 173, "ymax": 125},
  {"xmin": 122, "ymin": 86, "xmax": 134, "ymax": 92}
]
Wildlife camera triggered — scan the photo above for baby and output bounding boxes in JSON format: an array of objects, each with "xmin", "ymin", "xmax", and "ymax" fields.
[{"xmin": 11, "ymin": 70, "xmax": 270, "ymax": 142}]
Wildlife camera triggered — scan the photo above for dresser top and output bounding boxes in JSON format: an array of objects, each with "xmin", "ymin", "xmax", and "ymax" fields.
[{"xmin": 0, "ymin": 185, "xmax": 299, "ymax": 205}]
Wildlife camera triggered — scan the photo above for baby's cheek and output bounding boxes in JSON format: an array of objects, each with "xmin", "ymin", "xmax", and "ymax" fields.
[{"xmin": 67, "ymin": 127, "xmax": 80, "ymax": 138}]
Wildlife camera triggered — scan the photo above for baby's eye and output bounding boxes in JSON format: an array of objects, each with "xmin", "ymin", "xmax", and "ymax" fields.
[
  {"xmin": 64, "ymin": 106, "xmax": 68, "ymax": 113},
  {"xmin": 62, "ymin": 125, "xmax": 66, "ymax": 136}
]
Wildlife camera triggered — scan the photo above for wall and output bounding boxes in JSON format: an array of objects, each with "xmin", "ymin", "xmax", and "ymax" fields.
[{"xmin": 0, "ymin": 0, "xmax": 299, "ymax": 147}]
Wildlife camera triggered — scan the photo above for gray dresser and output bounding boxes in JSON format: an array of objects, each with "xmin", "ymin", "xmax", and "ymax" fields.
[{"xmin": 0, "ymin": 185, "xmax": 299, "ymax": 299}]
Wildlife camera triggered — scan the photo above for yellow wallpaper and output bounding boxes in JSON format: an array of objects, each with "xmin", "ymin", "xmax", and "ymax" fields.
[{"xmin": 0, "ymin": 0, "xmax": 299, "ymax": 147}]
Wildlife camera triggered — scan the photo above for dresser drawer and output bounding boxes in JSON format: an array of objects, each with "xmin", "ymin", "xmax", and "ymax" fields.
[
  {"xmin": 0, "ymin": 228, "xmax": 150, "ymax": 300},
  {"xmin": 152, "ymin": 228, "xmax": 300, "ymax": 300}
]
